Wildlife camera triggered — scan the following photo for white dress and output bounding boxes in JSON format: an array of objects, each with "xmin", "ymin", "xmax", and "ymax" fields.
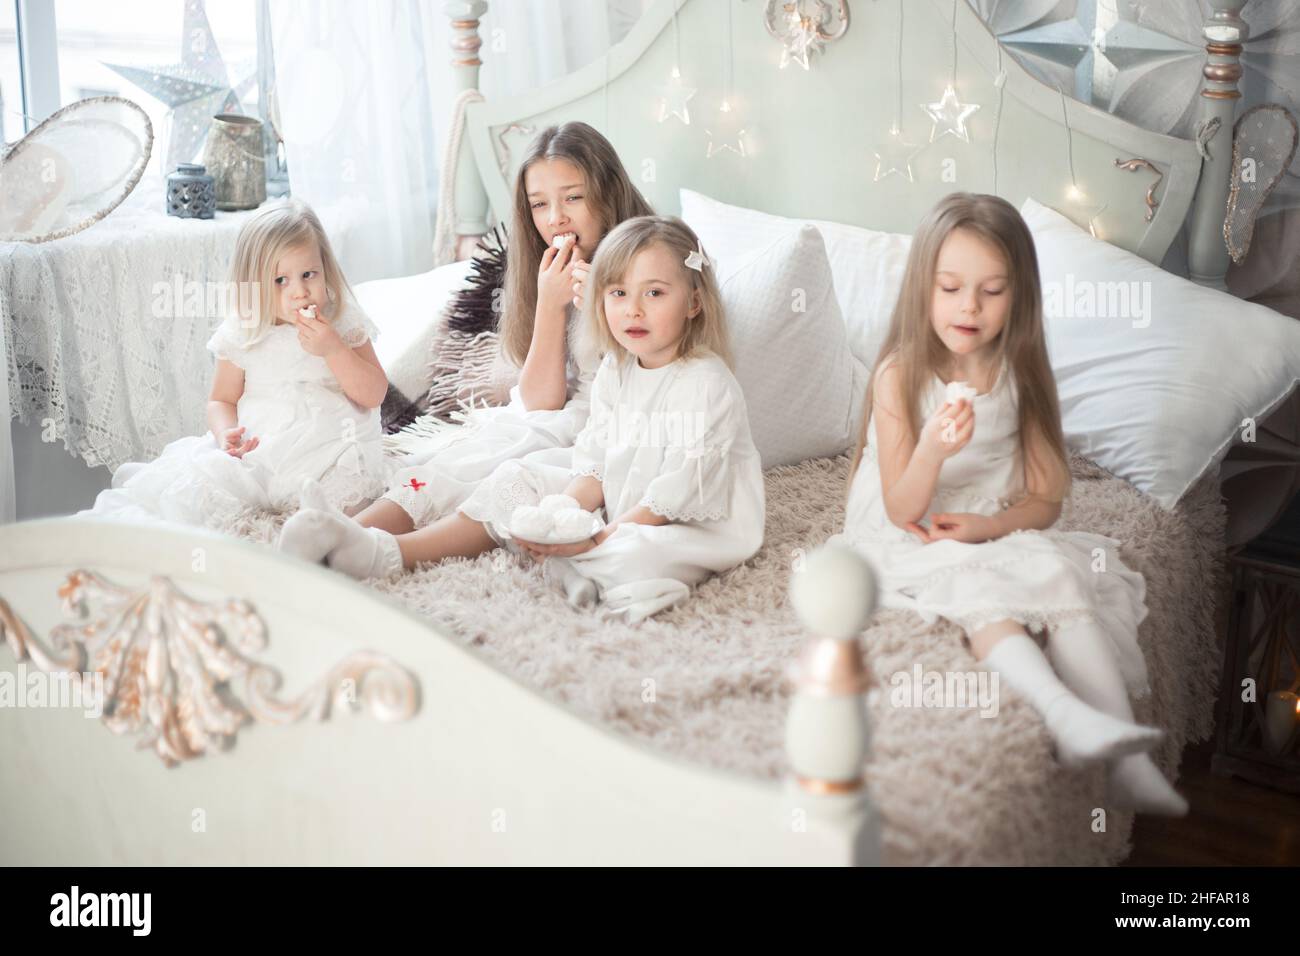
[
  {"xmin": 829, "ymin": 366, "xmax": 1152, "ymax": 697},
  {"xmin": 460, "ymin": 350, "xmax": 766, "ymax": 622},
  {"xmin": 382, "ymin": 304, "xmax": 599, "ymax": 528},
  {"xmin": 83, "ymin": 304, "xmax": 389, "ymax": 527}
]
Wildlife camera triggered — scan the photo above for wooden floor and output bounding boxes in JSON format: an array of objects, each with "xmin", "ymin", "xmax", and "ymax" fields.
[
  {"xmin": 1123, "ymin": 734, "xmax": 1300, "ymax": 866},
  {"xmin": 1122, "ymin": 539, "xmax": 1300, "ymax": 867}
]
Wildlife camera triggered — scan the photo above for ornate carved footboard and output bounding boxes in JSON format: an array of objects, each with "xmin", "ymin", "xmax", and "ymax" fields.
[{"xmin": 0, "ymin": 518, "xmax": 879, "ymax": 865}]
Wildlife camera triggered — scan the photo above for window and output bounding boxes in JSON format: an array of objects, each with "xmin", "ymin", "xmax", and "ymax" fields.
[
  {"xmin": 52, "ymin": 0, "xmax": 259, "ymax": 174},
  {"xmin": 0, "ymin": 1, "xmax": 20, "ymax": 144}
]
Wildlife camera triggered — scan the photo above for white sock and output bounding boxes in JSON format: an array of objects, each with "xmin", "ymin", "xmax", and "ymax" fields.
[
  {"xmin": 544, "ymin": 558, "xmax": 597, "ymax": 608},
  {"xmin": 277, "ymin": 478, "xmax": 348, "ymax": 563},
  {"xmin": 1108, "ymin": 753, "xmax": 1189, "ymax": 816},
  {"xmin": 982, "ymin": 632, "xmax": 1163, "ymax": 768},
  {"xmin": 1047, "ymin": 620, "xmax": 1188, "ymax": 815},
  {"xmin": 299, "ymin": 477, "xmax": 332, "ymax": 512},
  {"xmin": 278, "ymin": 508, "xmax": 349, "ymax": 564},
  {"xmin": 326, "ymin": 524, "xmax": 404, "ymax": 581}
]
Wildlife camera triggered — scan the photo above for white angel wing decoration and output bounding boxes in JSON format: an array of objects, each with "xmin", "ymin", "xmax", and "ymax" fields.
[
  {"xmin": 0, "ymin": 95, "xmax": 153, "ymax": 243},
  {"xmin": 1226, "ymin": 105, "xmax": 1299, "ymax": 264}
]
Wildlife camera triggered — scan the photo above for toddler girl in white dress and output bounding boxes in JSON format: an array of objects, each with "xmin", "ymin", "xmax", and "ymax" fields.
[
  {"xmin": 280, "ymin": 216, "xmax": 764, "ymax": 624},
  {"xmin": 831, "ymin": 193, "xmax": 1187, "ymax": 816},
  {"xmin": 84, "ymin": 200, "xmax": 389, "ymax": 527}
]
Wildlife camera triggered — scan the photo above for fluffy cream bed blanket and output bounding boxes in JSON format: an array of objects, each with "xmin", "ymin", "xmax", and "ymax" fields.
[{"xmin": 228, "ymin": 453, "xmax": 1224, "ymax": 865}]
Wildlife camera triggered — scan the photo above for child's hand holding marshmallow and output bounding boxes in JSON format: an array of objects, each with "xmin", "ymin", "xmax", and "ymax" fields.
[{"xmin": 293, "ymin": 304, "xmax": 346, "ymax": 358}]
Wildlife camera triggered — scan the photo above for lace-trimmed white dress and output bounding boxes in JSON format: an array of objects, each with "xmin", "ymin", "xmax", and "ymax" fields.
[
  {"xmin": 83, "ymin": 303, "xmax": 389, "ymax": 527},
  {"xmin": 829, "ymin": 365, "xmax": 1152, "ymax": 697},
  {"xmin": 382, "ymin": 304, "xmax": 599, "ymax": 528},
  {"xmin": 459, "ymin": 350, "xmax": 766, "ymax": 621}
]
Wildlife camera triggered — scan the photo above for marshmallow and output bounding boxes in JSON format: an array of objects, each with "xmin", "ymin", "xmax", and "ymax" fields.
[
  {"xmin": 552, "ymin": 507, "xmax": 596, "ymax": 540},
  {"xmin": 510, "ymin": 501, "xmax": 600, "ymax": 543},
  {"xmin": 297, "ymin": 304, "xmax": 318, "ymax": 320},
  {"xmin": 540, "ymin": 494, "xmax": 581, "ymax": 515},
  {"xmin": 510, "ymin": 506, "xmax": 554, "ymax": 541},
  {"xmin": 551, "ymin": 233, "xmax": 576, "ymax": 249},
  {"xmin": 945, "ymin": 381, "xmax": 979, "ymax": 404}
]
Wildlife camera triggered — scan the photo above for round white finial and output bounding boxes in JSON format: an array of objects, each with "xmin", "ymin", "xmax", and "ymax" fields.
[{"xmin": 789, "ymin": 543, "xmax": 877, "ymax": 641}]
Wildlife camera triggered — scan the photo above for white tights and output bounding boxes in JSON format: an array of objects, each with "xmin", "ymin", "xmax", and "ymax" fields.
[
  {"xmin": 976, "ymin": 619, "xmax": 1188, "ymax": 815},
  {"xmin": 1046, "ymin": 619, "xmax": 1189, "ymax": 816}
]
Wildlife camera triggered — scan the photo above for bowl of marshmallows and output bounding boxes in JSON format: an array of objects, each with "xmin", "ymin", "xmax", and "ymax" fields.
[{"xmin": 509, "ymin": 494, "xmax": 604, "ymax": 545}]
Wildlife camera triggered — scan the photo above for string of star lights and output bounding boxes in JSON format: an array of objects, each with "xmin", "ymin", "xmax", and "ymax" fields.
[
  {"xmin": 639, "ymin": 0, "xmax": 1130, "ymax": 226},
  {"xmin": 990, "ymin": 37, "xmax": 1007, "ymax": 193},
  {"xmin": 707, "ymin": 0, "xmax": 748, "ymax": 158},
  {"xmin": 873, "ymin": 0, "xmax": 921, "ymax": 181},
  {"xmin": 657, "ymin": 5, "xmax": 696, "ymax": 125},
  {"xmin": 921, "ymin": 0, "xmax": 980, "ymax": 143},
  {"xmin": 778, "ymin": 1, "xmax": 818, "ymax": 70},
  {"xmin": 1057, "ymin": 82, "xmax": 1107, "ymax": 236}
]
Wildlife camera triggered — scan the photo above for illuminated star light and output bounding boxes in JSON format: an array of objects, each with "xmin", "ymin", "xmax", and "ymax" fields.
[
  {"xmin": 872, "ymin": 125, "xmax": 922, "ymax": 182},
  {"xmin": 656, "ymin": 66, "xmax": 696, "ymax": 125},
  {"xmin": 779, "ymin": 14, "xmax": 824, "ymax": 71},
  {"xmin": 705, "ymin": 101, "xmax": 748, "ymax": 158},
  {"xmin": 921, "ymin": 84, "xmax": 981, "ymax": 143}
]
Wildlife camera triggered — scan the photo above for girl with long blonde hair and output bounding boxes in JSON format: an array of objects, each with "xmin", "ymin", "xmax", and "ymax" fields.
[{"xmin": 834, "ymin": 192, "xmax": 1186, "ymax": 816}]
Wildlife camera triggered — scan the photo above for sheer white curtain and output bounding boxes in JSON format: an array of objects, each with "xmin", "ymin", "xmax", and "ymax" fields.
[
  {"xmin": 474, "ymin": 0, "xmax": 651, "ymax": 100},
  {"xmin": 270, "ymin": 0, "xmax": 444, "ymax": 283},
  {"xmin": 0, "ymin": 299, "xmax": 14, "ymax": 524},
  {"xmin": 270, "ymin": 0, "xmax": 651, "ymax": 284}
]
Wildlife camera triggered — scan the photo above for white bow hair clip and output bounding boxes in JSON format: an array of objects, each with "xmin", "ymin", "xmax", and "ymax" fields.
[{"xmin": 684, "ymin": 241, "xmax": 710, "ymax": 272}]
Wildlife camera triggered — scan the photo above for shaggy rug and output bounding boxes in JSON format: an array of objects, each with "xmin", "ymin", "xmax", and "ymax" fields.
[{"xmin": 225, "ymin": 451, "xmax": 1225, "ymax": 866}]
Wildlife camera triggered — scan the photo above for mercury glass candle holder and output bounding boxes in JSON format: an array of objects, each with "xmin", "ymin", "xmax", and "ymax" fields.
[{"xmin": 202, "ymin": 113, "xmax": 267, "ymax": 211}]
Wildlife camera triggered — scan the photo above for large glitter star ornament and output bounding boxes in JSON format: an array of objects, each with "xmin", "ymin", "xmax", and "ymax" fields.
[
  {"xmin": 656, "ymin": 66, "xmax": 696, "ymax": 125},
  {"xmin": 993, "ymin": 1, "xmax": 1193, "ymax": 113},
  {"xmin": 921, "ymin": 84, "xmax": 981, "ymax": 143},
  {"xmin": 872, "ymin": 125, "xmax": 922, "ymax": 182},
  {"xmin": 104, "ymin": 0, "xmax": 252, "ymax": 169},
  {"xmin": 706, "ymin": 100, "xmax": 748, "ymax": 158}
]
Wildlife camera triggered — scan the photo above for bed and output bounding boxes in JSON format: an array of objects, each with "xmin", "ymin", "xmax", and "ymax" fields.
[{"xmin": 0, "ymin": 0, "xmax": 1271, "ymax": 865}]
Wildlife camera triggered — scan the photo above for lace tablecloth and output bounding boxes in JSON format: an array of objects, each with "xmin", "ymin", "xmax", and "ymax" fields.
[{"xmin": 2, "ymin": 176, "xmax": 285, "ymax": 475}]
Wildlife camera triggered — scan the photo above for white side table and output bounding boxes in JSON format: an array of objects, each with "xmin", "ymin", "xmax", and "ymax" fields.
[
  {"xmin": 3, "ymin": 176, "xmax": 280, "ymax": 519},
  {"xmin": 3, "ymin": 176, "xmax": 280, "ymax": 472}
]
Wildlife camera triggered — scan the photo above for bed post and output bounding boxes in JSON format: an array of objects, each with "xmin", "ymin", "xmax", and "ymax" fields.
[
  {"xmin": 1186, "ymin": 0, "xmax": 1248, "ymax": 289},
  {"xmin": 785, "ymin": 544, "xmax": 881, "ymax": 866},
  {"xmin": 444, "ymin": 0, "xmax": 492, "ymax": 260}
]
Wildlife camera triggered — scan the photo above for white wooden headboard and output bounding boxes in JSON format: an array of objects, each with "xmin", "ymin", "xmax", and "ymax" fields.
[{"xmin": 442, "ymin": 0, "xmax": 1247, "ymax": 287}]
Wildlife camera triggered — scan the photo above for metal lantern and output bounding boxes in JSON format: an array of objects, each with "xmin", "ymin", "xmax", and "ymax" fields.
[
  {"xmin": 1214, "ymin": 546, "xmax": 1300, "ymax": 794},
  {"xmin": 165, "ymin": 163, "xmax": 216, "ymax": 219},
  {"xmin": 202, "ymin": 113, "xmax": 267, "ymax": 211}
]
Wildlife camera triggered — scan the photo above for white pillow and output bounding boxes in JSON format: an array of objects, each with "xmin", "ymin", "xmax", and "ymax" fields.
[
  {"xmin": 717, "ymin": 224, "xmax": 866, "ymax": 468},
  {"xmin": 683, "ymin": 188, "xmax": 1300, "ymax": 506},
  {"xmin": 355, "ymin": 258, "xmax": 474, "ymax": 400},
  {"xmin": 681, "ymin": 187, "xmax": 911, "ymax": 370},
  {"xmin": 1023, "ymin": 197, "xmax": 1300, "ymax": 509}
]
